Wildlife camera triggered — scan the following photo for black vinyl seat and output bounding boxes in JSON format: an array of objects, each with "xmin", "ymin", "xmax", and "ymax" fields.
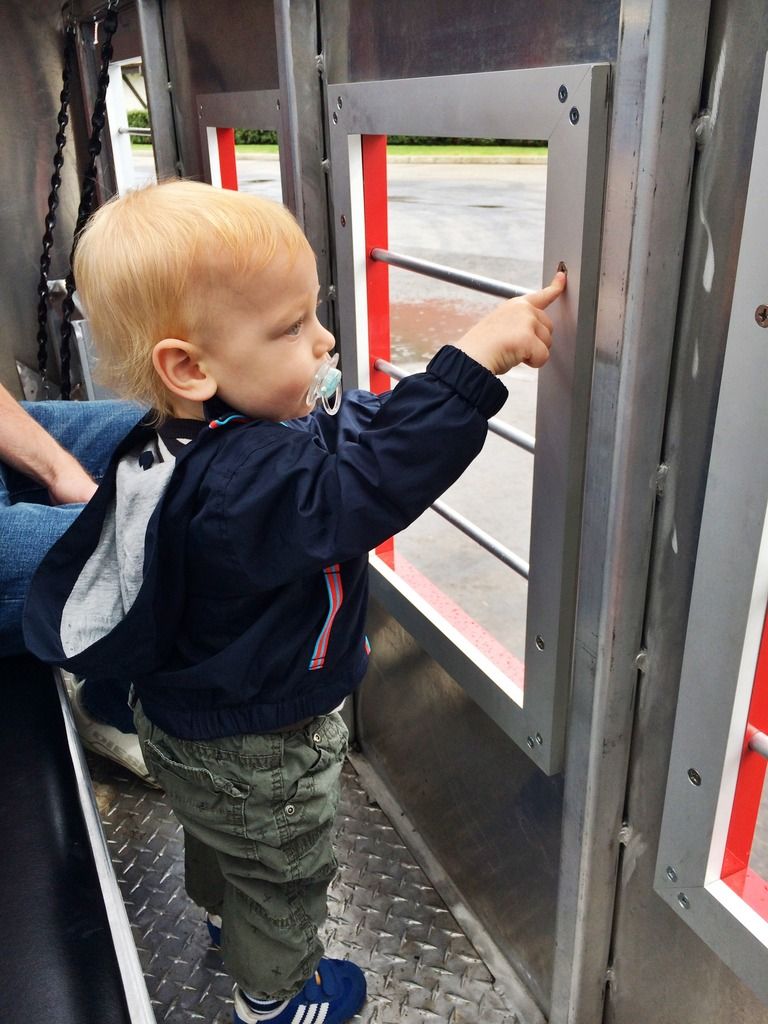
[{"xmin": 0, "ymin": 655, "xmax": 133, "ymax": 1023}]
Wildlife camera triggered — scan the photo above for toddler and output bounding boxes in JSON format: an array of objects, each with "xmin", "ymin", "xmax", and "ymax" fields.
[{"xmin": 25, "ymin": 179, "xmax": 565, "ymax": 1023}]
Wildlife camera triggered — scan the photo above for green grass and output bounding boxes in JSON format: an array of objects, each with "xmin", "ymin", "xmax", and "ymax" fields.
[{"xmin": 233, "ymin": 144, "xmax": 279, "ymax": 154}]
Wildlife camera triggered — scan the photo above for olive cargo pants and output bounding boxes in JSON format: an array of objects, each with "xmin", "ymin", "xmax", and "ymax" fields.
[{"xmin": 134, "ymin": 703, "xmax": 348, "ymax": 1000}]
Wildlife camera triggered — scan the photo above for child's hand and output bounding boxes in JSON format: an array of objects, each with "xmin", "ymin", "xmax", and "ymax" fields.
[{"xmin": 454, "ymin": 270, "xmax": 567, "ymax": 375}]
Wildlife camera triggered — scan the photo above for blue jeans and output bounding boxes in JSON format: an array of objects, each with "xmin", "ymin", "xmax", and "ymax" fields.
[{"xmin": 0, "ymin": 399, "xmax": 145, "ymax": 730}]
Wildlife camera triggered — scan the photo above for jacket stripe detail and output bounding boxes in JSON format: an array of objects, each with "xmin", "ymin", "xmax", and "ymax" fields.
[
  {"xmin": 208, "ymin": 414, "xmax": 251, "ymax": 429},
  {"xmin": 309, "ymin": 565, "xmax": 343, "ymax": 670}
]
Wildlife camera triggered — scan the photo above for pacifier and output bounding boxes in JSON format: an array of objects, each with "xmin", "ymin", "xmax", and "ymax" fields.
[{"xmin": 306, "ymin": 354, "xmax": 342, "ymax": 415}]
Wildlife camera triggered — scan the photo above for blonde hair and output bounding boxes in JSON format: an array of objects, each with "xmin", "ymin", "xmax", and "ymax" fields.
[{"xmin": 73, "ymin": 179, "xmax": 312, "ymax": 416}]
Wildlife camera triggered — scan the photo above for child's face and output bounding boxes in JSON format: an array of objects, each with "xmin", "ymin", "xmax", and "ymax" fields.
[{"xmin": 197, "ymin": 245, "xmax": 335, "ymax": 421}]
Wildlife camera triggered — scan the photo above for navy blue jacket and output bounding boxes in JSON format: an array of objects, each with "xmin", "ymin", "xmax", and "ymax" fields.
[{"xmin": 24, "ymin": 346, "xmax": 507, "ymax": 739}]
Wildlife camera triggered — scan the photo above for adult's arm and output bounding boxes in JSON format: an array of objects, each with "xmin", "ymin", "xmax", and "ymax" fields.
[{"xmin": 0, "ymin": 383, "xmax": 97, "ymax": 504}]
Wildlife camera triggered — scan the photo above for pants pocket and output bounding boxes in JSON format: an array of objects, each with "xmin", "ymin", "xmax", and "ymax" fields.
[
  {"xmin": 142, "ymin": 739, "xmax": 251, "ymax": 839},
  {"xmin": 267, "ymin": 713, "xmax": 348, "ymax": 876}
]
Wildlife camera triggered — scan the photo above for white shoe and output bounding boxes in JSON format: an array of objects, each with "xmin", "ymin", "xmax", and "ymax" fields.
[{"xmin": 60, "ymin": 671, "xmax": 159, "ymax": 787}]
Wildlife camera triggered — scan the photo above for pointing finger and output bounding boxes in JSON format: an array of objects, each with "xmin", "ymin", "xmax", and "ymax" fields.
[{"xmin": 526, "ymin": 269, "xmax": 567, "ymax": 310}]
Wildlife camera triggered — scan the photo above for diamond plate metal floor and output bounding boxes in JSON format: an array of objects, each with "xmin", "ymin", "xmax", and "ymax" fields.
[{"xmin": 89, "ymin": 753, "xmax": 520, "ymax": 1024}]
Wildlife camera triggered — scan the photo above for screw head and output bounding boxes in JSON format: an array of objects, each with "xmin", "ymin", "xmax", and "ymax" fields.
[
  {"xmin": 569, "ymin": 107, "xmax": 580, "ymax": 125},
  {"xmin": 526, "ymin": 736, "xmax": 535, "ymax": 749},
  {"xmin": 535, "ymin": 634, "xmax": 545, "ymax": 651},
  {"xmin": 755, "ymin": 304, "xmax": 768, "ymax": 327},
  {"xmin": 558, "ymin": 84, "xmax": 568, "ymax": 103},
  {"xmin": 677, "ymin": 892, "xmax": 690, "ymax": 909},
  {"xmin": 332, "ymin": 111, "xmax": 339, "ymax": 124},
  {"xmin": 535, "ymin": 733, "xmax": 543, "ymax": 746},
  {"xmin": 336, "ymin": 96, "xmax": 343, "ymax": 109},
  {"xmin": 687, "ymin": 768, "xmax": 702, "ymax": 786},
  {"xmin": 666, "ymin": 865, "xmax": 678, "ymax": 882},
  {"xmin": 340, "ymin": 214, "xmax": 347, "ymax": 227}
]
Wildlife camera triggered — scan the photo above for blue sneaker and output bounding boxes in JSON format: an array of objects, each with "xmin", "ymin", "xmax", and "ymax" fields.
[{"xmin": 233, "ymin": 957, "xmax": 366, "ymax": 1023}]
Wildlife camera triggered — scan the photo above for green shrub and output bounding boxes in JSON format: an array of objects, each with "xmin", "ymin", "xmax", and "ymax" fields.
[
  {"xmin": 233, "ymin": 129, "xmax": 278, "ymax": 145},
  {"xmin": 386, "ymin": 136, "xmax": 545, "ymax": 146},
  {"xmin": 127, "ymin": 109, "xmax": 151, "ymax": 144}
]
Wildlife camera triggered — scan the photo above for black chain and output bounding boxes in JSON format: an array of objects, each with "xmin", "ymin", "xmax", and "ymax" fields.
[
  {"xmin": 35, "ymin": 18, "xmax": 77, "ymax": 388},
  {"xmin": 59, "ymin": 0, "xmax": 120, "ymax": 399}
]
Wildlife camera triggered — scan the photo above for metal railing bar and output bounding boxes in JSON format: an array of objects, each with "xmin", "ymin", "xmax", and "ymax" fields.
[
  {"xmin": 749, "ymin": 730, "xmax": 768, "ymax": 760},
  {"xmin": 374, "ymin": 358, "xmax": 535, "ymax": 453},
  {"xmin": 370, "ymin": 247, "xmax": 531, "ymax": 300},
  {"xmin": 118, "ymin": 126, "xmax": 152, "ymax": 136},
  {"xmin": 430, "ymin": 498, "xmax": 529, "ymax": 580}
]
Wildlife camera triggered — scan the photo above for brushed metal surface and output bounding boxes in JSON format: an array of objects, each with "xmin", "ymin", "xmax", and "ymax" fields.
[
  {"xmin": 327, "ymin": 62, "xmax": 609, "ymax": 774},
  {"xmin": 0, "ymin": 0, "xmax": 82, "ymax": 389},
  {"xmin": 162, "ymin": 0, "xmax": 279, "ymax": 179},
  {"xmin": 89, "ymin": 750, "xmax": 521, "ymax": 1023},
  {"xmin": 606, "ymin": 1, "xmax": 768, "ymax": 1020},
  {"xmin": 321, "ymin": 0, "xmax": 619, "ymax": 84},
  {"xmin": 358, "ymin": 600, "xmax": 563, "ymax": 1017},
  {"xmin": 550, "ymin": 1, "xmax": 715, "ymax": 1020}
]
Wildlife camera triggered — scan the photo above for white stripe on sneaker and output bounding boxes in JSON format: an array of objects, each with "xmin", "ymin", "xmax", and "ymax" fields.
[{"xmin": 288, "ymin": 999, "xmax": 330, "ymax": 1024}]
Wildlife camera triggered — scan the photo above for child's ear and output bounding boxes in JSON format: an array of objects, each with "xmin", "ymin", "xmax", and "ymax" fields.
[{"xmin": 152, "ymin": 339, "xmax": 217, "ymax": 403}]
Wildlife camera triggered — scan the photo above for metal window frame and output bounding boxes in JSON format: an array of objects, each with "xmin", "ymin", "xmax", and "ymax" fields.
[
  {"xmin": 326, "ymin": 64, "xmax": 609, "ymax": 774},
  {"xmin": 655, "ymin": 57, "xmax": 768, "ymax": 1002},
  {"xmin": 196, "ymin": 90, "xmax": 282, "ymax": 187}
]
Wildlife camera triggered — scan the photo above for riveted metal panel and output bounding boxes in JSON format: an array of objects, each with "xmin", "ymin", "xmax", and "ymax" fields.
[
  {"xmin": 321, "ymin": 0, "xmax": 619, "ymax": 84},
  {"xmin": 327, "ymin": 62, "xmax": 609, "ymax": 775},
  {"xmin": 161, "ymin": 0, "xmax": 279, "ymax": 180}
]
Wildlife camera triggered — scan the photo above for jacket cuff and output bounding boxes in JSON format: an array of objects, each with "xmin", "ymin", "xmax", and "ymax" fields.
[{"xmin": 426, "ymin": 345, "xmax": 508, "ymax": 418}]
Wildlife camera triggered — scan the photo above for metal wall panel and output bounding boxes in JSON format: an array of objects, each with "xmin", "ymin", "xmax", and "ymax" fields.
[
  {"xmin": 321, "ymin": 0, "xmax": 620, "ymax": 83},
  {"xmin": 605, "ymin": 1, "xmax": 768, "ymax": 1021},
  {"xmin": 0, "ymin": 0, "xmax": 83, "ymax": 392},
  {"xmin": 162, "ymin": 0, "xmax": 280, "ymax": 179},
  {"xmin": 316, "ymin": 0, "xmax": 621, "ymax": 1015},
  {"xmin": 361, "ymin": 600, "xmax": 562, "ymax": 1018}
]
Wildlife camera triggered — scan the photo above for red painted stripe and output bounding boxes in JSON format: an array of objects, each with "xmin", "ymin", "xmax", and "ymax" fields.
[
  {"xmin": 722, "ymin": 603, "xmax": 768, "ymax": 890},
  {"xmin": 217, "ymin": 128, "xmax": 238, "ymax": 191},
  {"xmin": 362, "ymin": 135, "xmax": 391, "ymax": 397},
  {"xmin": 362, "ymin": 135, "xmax": 394, "ymax": 563}
]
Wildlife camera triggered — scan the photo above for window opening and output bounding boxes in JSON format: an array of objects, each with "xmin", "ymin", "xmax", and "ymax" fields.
[
  {"xmin": 327, "ymin": 64, "xmax": 609, "ymax": 772},
  {"xmin": 368, "ymin": 136, "xmax": 547, "ymax": 673},
  {"xmin": 107, "ymin": 58, "xmax": 157, "ymax": 192},
  {"xmin": 204, "ymin": 126, "xmax": 283, "ymax": 199}
]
